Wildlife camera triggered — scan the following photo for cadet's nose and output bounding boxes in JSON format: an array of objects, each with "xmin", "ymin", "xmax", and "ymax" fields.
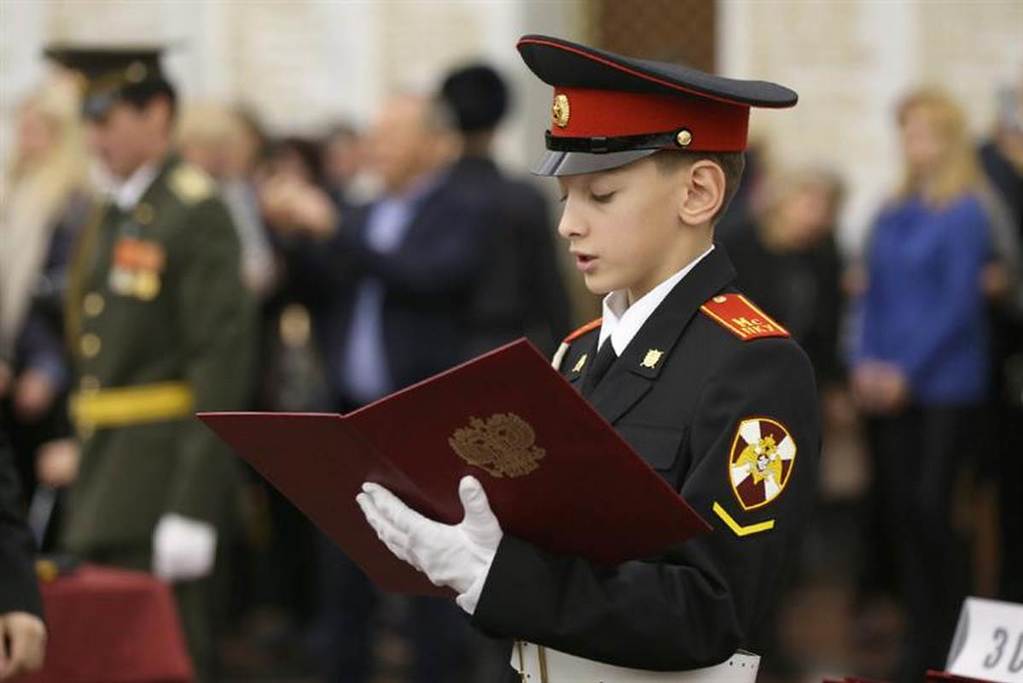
[{"xmin": 557, "ymin": 200, "xmax": 588, "ymax": 240}]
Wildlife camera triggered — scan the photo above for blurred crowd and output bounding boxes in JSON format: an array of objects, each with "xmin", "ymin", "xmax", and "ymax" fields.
[{"xmin": 1, "ymin": 51, "xmax": 1022, "ymax": 683}]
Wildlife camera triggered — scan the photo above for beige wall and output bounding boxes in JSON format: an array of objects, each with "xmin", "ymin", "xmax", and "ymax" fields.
[
  {"xmin": 1, "ymin": 0, "xmax": 586, "ymax": 176},
  {"xmin": 4, "ymin": 0, "xmax": 1019, "ymax": 252}
]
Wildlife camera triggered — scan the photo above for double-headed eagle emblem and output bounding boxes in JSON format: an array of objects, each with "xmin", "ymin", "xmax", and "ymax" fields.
[{"xmin": 449, "ymin": 413, "xmax": 546, "ymax": 478}]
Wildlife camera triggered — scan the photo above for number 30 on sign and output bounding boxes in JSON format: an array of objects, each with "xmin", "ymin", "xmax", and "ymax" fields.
[{"xmin": 947, "ymin": 597, "xmax": 1023, "ymax": 682}]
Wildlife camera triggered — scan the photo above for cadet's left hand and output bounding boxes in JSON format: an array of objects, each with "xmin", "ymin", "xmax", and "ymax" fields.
[{"xmin": 356, "ymin": 476, "xmax": 502, "ymax": 614}]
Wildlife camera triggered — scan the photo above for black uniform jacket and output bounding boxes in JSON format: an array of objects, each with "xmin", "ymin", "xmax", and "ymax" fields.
[
  {"xmin": 0, "ymin": 430, "xmax": 43, "ymax": 618},
  {"xmin": 472, "ymin": 246, "xmax": 820, "ymax": 672}
]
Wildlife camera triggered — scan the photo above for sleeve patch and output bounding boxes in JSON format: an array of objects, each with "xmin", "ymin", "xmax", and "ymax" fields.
[
  {"xmin": 728, "ymin": 416, "xmax": 796, "ymax": 511},
  {"xmin": 700, "ymin": 294, "xmax": 789, "ymax": 341}
]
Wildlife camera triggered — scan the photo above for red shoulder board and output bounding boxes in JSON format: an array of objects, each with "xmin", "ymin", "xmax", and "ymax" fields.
[
  {"xmin": 562, "ymin": 317, "xmax": 602, "ymax": 345},
  {"xmin": 700, "ymin": 294, "xmax": 789, "ymax": 341}
]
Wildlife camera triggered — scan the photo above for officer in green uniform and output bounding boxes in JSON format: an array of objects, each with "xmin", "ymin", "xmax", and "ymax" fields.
[{"xmin": 43, "ymin": 45, "xmax": 255, "ymax": 681}]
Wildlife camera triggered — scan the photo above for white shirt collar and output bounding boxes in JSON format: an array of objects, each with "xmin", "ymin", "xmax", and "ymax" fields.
[
  {"xmin": 111, "ymin": 163, "xmax": 160, "ymax": 211},
  {"xmin": 599, "ymin": 244, "xmax": 715, "ymax": 355}
]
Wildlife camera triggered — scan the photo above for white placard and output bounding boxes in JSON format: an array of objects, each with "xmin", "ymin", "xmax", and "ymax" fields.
[{"xmin": 947, "ymin": 597, "xmax": 1023, "ymax": 682}]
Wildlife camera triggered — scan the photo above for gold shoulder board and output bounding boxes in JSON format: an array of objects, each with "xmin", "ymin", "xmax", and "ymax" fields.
[{"xmin": 169, "ymin": 164, "xmax": 214, "ymax": 205}]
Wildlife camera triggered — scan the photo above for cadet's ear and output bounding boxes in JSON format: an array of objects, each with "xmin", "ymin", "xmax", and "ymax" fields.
[{"xmin": 678, "ymin": 159, "xmax": 725, "ymax": 227}]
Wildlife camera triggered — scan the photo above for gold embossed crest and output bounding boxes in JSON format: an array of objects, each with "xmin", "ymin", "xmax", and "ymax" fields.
[
  {"xmin": 449, "ymin": 412, "xmax": 546, "ymax": 478},
  {"xmin": 552, "ymin": 94, "xmax": 570, "ymax": 128}
]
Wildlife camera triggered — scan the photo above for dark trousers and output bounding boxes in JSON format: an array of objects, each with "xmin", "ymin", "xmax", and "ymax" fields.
[
  {"xmin": 997, "ymin": 402, "xmax": 1023, "ymax": 601},
  {"xmin": 866, "ymin": 404, "xmax": 980, "ymax": 683},
  {"xmin": 314, "ymin": 535, "xmax": 470, "ymax": 682}
]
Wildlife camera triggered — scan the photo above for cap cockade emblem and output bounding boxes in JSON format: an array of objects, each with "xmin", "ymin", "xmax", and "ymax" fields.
[
  {"xmin": 552, "ymin": 93, "xmax": 571, "ymax": 128},
  {"xmin": 449, "ymin": 412, "xmax": 546, "ymax": 478}
]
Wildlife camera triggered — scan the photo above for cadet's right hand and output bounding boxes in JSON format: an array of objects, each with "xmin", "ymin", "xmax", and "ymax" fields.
[
  {"xmin": 0, "ymin": 611, "xmax": 47, "ymax": 680},
  {"xmin": 36, "ymin": 439, "xmax": 81, "ymax": 488}
]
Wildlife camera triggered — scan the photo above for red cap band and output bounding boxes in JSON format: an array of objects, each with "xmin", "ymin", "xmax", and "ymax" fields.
[{"xmin": 550, "ymin": 87, "xmax": 750, "ymax": 152}]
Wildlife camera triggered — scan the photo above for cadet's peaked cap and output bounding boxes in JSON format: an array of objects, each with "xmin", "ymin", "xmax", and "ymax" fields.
[
  {"xmin": 44, "ymin": 44, "xmax": 170, "ymax": 120},
  {"xmin": 516, "ymin": 35, "xmax": 797, "ymax": 176}
]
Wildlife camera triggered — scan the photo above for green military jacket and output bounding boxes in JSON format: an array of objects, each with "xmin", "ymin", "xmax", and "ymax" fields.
[{"xmin": 63, "ymin": 154, "xmax": 255, "ymax": 554}]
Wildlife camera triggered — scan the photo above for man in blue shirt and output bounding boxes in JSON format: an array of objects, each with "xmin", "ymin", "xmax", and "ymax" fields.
[{"xmin": 267, "ymin": 91, "xmax": 489, "ymax": 683}]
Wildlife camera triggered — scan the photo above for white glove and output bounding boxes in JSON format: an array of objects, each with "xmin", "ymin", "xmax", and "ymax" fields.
[
  {"xmin": 356, "ymin": 476, "xmax": 502, "ymax": 614},
  {"xmin": 152, "ymin": 513, "xmax": 217, "ymax": 582}
]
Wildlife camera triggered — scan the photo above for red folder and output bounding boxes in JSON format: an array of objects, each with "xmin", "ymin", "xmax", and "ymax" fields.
[{"xmin": 199, "ymin": 339, "xmax": 710, "ymax": 595}]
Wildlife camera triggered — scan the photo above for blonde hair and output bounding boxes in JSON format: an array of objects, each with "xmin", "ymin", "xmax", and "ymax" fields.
[
  {"xmin": 896, "ymin": 87, "xmax": 982, "ymax": 207},
  {"xmin": 7, "ymin": 78, "xmax": 88, "ymax": 193},
  {"xmin": 1, "ymin": 79, "xmax": 89, "ymax": 354}
]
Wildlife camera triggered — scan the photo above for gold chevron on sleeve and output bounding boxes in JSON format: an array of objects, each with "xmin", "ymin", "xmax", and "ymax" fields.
[{"xmin": 712, "ymin": 501, "xmax": 775, "ymax": 537}]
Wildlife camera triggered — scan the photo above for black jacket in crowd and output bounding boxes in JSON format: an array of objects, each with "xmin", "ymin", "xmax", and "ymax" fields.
[{"xmin": 0, "ymin": 429, "xmax": 43, "ymax": 619}]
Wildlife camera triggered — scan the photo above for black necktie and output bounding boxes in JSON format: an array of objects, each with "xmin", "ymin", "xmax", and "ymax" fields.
[{"xmin": 583, "ymin": 340, "xmax": 618, "ymax": 394}]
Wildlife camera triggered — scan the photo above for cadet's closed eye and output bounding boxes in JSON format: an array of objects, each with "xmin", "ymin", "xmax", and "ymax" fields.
[{"xmin": 590, "ymin": 190, "xmax": 616, "ymax": 203}]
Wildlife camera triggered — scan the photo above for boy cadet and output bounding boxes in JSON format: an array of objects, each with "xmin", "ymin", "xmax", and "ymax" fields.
[
  {"xmin": 357, "ymin": 35, "xmax": 819, "ymax": 680},
  {"xmin": 40, "ymin": 46, "xmax": 254, "ymax": 680}
]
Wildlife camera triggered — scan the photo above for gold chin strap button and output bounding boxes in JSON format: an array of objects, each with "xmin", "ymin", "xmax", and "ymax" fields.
[
  {"xmin": 80, "ymin": 334, "xmax": 102, "ymax": 358},
  {"xmin": 676, "ymin": 129, "xmax": 693, "ymax": 147},
  {"xmin": 83, "ymin": 293, "xmax": 105, "ymax": 317}
]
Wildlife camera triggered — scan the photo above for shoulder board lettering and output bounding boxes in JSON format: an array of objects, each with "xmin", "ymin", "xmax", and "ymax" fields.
[
  {"xmin": 700, "ymin": 294, "xmax": 789, "ymax": 341},
  {"xmin": 562, "ymin": 317, "xmax": 602, "ymax": 345},
  {"xmin": 169, "ymin": 164, "xmax": 214, "ymax": 205}
]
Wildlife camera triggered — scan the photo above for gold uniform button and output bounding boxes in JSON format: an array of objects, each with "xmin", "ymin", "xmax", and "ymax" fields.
[
  {"xmin": 79, "ymin": 375, "xmax": 101, "ymax": 392},
  {"xmin": 80, "ymin": 334, "xmax": 102, "ymax": 358},
  {"xmin": 676, "ymin": 129, "xmax": 693, "ymax": 147},
  {"xmin": 83, "ymin": 293, "xmax": 105, "ymax": 317}
]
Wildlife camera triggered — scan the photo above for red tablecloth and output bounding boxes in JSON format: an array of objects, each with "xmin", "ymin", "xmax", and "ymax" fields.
[
  {"xmin": 22, "ymin": 565, "xmax": 193, "ymax": 683},
  {"xmin": 926, "ymin": 671, "xmax": 997, "ymax": 682}
]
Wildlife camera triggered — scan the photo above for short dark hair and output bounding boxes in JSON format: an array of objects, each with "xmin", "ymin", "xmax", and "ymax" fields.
[{"xmin": 651, "ymin": 150, "xmax": 746, "ymax": 223}]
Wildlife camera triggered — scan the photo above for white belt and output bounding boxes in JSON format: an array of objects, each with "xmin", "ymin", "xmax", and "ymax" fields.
[{"xmin": 511, "ymin": 642, "xmax": 760, "ymax": 683}]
